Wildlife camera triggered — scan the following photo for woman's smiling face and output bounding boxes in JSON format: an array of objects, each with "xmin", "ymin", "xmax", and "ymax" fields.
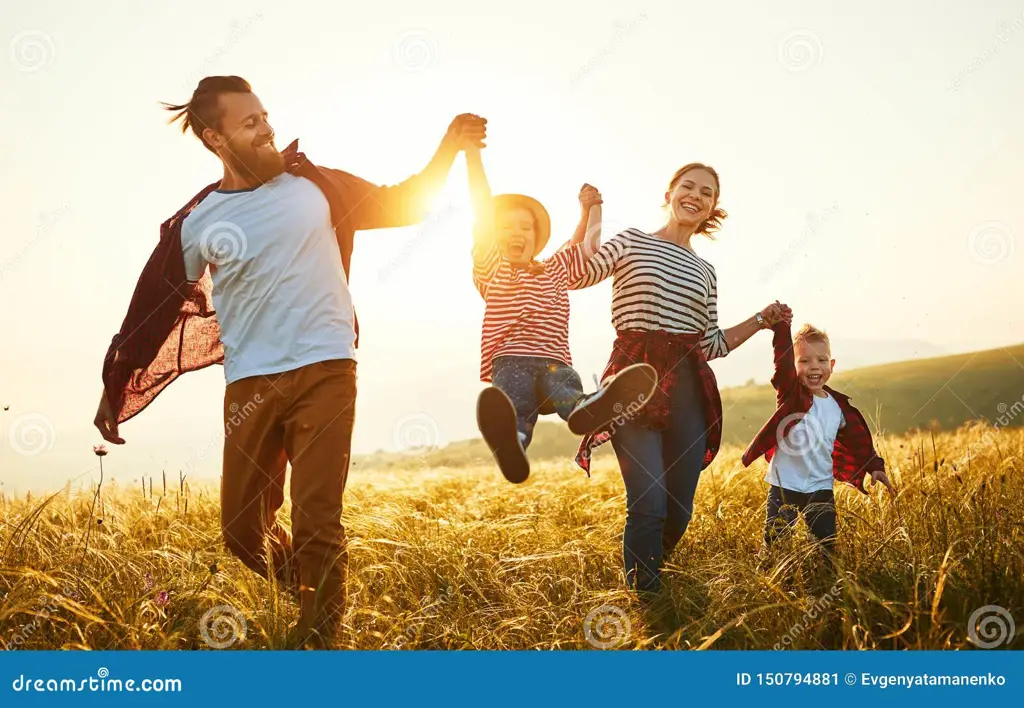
[{"xmin": 666, "ymin": 168, "xmax": 718, "ymax": 230}]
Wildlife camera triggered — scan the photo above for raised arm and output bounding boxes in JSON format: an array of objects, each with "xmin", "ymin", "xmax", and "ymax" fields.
[
  {"xmin": 568, "ymin": 184, "xmax": 603, "ymax": 260},
  {"xmin": 341, "ymin": 114, "xmax": 487, "ymax": 231},
  {"xmin": 465, "ymin": 146, "xmax": 500, "ymax": 294},
  {"xmin": 768, "ymin": 320, "xmax": 799, "ymax": 401},
  {"xmin": 568, "ymin": 230, "xmax": 628, "ymax": 290}
]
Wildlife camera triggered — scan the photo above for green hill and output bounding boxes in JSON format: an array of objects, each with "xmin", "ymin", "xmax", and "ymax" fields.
[{"xmin": 356, "ymin": 343, "xmax": 1024, "ymax": 470}]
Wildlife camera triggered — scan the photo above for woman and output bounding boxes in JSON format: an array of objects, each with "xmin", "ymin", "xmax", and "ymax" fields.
[{"xmin": 571, "ymin": 164, "xmax": 791, "ymax": 593}]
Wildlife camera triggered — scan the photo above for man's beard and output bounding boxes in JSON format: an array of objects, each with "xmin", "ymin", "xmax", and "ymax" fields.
[{"xmin": 226, "ymin": 143, "xmax": 286, "ymax": 185}]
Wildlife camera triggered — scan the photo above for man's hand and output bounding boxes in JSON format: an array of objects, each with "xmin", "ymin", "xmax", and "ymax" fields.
[
  {"xmin": 866, "ymin": 468, "xmax": 894, "ymax": 494},
  {"xmin": 93, "ymin": 391, "xmax": 125, "ymax": 445},
  {"xmin": 445, "ymin": 114, "xmax": 487, "ymax": 151},
  {"xmin": 579, "ymin": 183, "xmax": 603, "ymax": 211}
]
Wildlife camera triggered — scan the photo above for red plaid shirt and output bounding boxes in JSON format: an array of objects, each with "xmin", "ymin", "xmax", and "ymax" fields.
[
  {"xmin": 103, "ymin": 140, "xmax": 440, "ymax": 424},
  {"xmin": 740, "ymin": 322, "xmax": 885, "ymax": 492},
  {"xmin": 575, "ymin": 330, "xmax": 723, "ymax": 475}
]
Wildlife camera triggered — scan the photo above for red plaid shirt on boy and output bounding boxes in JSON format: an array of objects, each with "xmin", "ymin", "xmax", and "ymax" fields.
[
  {"xmin": 740, "ymin": 322, "xmax": 885, "ymax": 492},
  {"xmin": 575, "ymin": 330, "xmax": 723, "ymax": 475}
]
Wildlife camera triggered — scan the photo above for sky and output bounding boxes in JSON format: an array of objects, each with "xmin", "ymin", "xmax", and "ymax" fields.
[{"xmin": 1, "ymin": 0, "xmax": 1022, "ymax": 493}]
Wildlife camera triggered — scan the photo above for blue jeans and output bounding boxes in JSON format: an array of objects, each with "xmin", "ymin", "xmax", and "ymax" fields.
[
  {"xmin": 611, "ymin": 359, "xmax": 707, "ymax": 593},
  {"xmin": 491, "ymin": 356, "xmax": 586, "ymax": 449}
]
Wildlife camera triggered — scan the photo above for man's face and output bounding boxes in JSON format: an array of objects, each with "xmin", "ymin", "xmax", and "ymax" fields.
[{"xmin": 204, "ymin": 92, "xmax": 284, "ymax": 184}]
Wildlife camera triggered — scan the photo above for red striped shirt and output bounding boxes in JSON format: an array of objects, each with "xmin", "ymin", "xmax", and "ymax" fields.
[{"xmin": 473, "ymin": 243, "xmax": 587, "ymax": 382}]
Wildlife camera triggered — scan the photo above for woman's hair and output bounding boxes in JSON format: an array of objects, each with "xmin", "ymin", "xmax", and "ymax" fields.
[
  {"xmin": 793, "ymin": 323, "xmax": 832, "ymax": 355},
  {"xmin": 161, "ymin": 76, "xmax": 252, "ymax": 153},
  {"xmin": 665, "ymin": 163, "xmax": 728, "ymax": 236}
]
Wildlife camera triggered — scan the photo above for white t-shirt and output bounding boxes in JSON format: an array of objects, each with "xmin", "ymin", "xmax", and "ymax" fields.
[
  {"xmin": 765, "ymin": 392, "xmax": 845, "ymax": 493},
  {"xmin": 181, "ymin": 173, "xmax": 356, "ymax": 384}
]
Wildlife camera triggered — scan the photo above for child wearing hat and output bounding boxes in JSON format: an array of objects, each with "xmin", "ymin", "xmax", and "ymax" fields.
[{"xmin": 466, "ymin": 145, "xmax": 657, "ymax": 483}]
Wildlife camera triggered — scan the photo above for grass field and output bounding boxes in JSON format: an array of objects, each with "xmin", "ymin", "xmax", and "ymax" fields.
[{"xmin": 1, "ymin": 424, "xmax": 1021, "ymax": 650}]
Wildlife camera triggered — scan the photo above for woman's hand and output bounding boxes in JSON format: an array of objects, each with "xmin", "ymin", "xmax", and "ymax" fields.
[
  {"xmin": 760, "ymin": 300, "xmax": 793, "ymax": 328},
  {"xmin": 445, "ymin": 114, "xmax": 488, "ymax": 151}
]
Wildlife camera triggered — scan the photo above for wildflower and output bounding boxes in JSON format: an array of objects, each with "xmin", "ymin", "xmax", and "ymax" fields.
[
  {"xmin": 93, "ymin": 445, "xmax": 108, "ymax": 457},
  {"xmin": 155, "ymin": 591, "xmax": 170, "ymax": 606}
]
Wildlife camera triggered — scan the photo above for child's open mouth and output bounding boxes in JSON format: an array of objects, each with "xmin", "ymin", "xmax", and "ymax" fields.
[
  {"xmin": 507, "ymin": 240, "xmax": 525, "ymax": 258},
  {"xmin": 805, "ymin": 374, "xmax": 823, "ymax": 386}
]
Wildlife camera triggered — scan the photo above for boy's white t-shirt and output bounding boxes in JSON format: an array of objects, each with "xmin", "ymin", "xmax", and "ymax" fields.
[
  {"xmin": 180, "ymin": 173, "xmax": 357, "ymax": 385},
  {"xmin": 765, "ymin": 392, "xmax": 845, "ymax": 493}
]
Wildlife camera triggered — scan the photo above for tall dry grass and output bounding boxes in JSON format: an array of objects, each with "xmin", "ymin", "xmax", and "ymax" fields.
[{"xmin": 0, "ymin": 424, "xmax": 1021, "ymax": 650}]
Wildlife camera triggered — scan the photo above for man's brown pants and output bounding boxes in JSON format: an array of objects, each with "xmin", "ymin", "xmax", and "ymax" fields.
[{"xmin": 221, "ymin": 359, "xmax": 356, "ymax": 647}]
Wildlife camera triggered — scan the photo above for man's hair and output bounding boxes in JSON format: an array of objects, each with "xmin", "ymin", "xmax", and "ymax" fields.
[
  {"xmin": 793, "ymin": 323, "xmax": 831, "ymax": 355},
  {"xmin": 161, "ymin": 76, "xmax": 252, "ymax": 153}
]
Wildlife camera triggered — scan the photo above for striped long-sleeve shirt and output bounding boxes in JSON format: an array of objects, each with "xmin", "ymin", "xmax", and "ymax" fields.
[
  {"xmin": 473, "ymin": 242, "xmax": 587, "ymax": 382},
  {"xmin": 571, "ymin": 228, "xmax": 730, "ymax": 360}
]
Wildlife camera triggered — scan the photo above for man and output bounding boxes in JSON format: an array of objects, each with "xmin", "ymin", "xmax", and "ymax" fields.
[{"xmin": 93, "ymin": 76, "xmax": 486, "ymax": 647}]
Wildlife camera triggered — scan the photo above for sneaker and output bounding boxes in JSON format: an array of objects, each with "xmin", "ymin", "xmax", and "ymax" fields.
[
  {"xmin": 476, "ymin": 386, "xmax": 530, "ymax": 484},
  {"xmin": 567, "ymin": 363, "xmax": 658, "ymax": 436}
]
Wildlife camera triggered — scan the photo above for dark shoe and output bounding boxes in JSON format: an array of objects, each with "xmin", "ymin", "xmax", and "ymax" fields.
[
  {"xmin": 567, "ymin": 363, "xmax": 658, "ymax": 436},
  {"xmin": 477, "ymin": 386, "xmax": 530, "ymax": 484}
]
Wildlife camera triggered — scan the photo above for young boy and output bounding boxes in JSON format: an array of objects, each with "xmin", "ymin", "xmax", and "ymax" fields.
[
  {"xmin": 466, "ymin": 146, "xmax": 657, "ymax": 483},
  {"xmin": 742, "ymin": 320, "xmax": 893, "ymax": 562}
]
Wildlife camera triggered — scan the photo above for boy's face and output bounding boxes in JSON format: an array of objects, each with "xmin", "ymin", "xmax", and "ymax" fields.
[
  {"xmin": 496, "ymin": 207, "xmax": 537, "ymax": 264},
  {"xmin": 794, "ymin": 338, "xmax": 835, "ymax": 394}
]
